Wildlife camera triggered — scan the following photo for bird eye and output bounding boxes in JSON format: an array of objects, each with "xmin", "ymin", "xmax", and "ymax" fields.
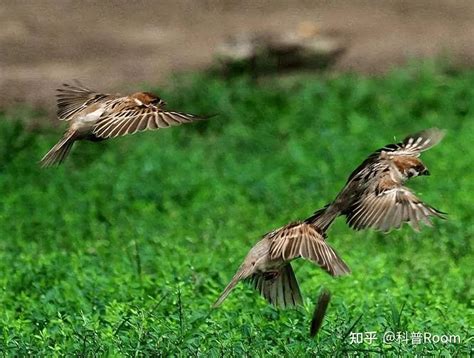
[{"xmin": 407, "ymin": 168, "xmax": 417, "ymax": 177}]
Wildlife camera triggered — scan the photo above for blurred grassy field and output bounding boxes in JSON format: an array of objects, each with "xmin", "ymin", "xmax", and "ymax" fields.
[{"xmin": 0, "ymin": 63, "xmax": 472, "ymax": 356}]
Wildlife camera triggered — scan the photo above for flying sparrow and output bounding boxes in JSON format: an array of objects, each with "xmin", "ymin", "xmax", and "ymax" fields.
[
  {"xmin": 213, "ymin": 221, "xmax": 350, "ymax": 308},
  {"xmin": 306, "ymin": 128, "xmax": 446, "ymax": 232},
  {"xmin": 40, "ymin": 82, "xmax": 209, "ymax": 167}
]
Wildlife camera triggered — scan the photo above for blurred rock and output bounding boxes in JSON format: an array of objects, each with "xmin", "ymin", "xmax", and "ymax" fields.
[{"xmin": 214, "ymin": 22, "xmax": 347, "ymax": 75}]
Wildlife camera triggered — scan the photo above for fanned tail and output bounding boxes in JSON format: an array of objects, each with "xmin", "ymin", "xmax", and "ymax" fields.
[
  {"xmin": 250, "ymin": 264, "xmax": 303, "ymax": 308},
  {"xmin": 40, "ymin": 131, "xmax": 76, "ymax": 167},
  {"xmin": 212, "ymin": 269, "xmax": 246, "ymax": 308},
  {"xmin": 304, "ymin": 204, "xmax": 339, "ymax": 232}
]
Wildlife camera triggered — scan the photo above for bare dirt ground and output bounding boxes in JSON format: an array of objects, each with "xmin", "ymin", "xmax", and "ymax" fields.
[{"xmin": 1, "ymin": 0, "xmax": 474, "ymax": 113}]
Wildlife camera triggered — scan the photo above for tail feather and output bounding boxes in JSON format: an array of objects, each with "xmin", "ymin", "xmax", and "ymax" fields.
[
  {"xmin": 212, "ymin": 269, "xmax": 245, "ymax": 308},
  {"xmin": 310, "ymin": 288, "xmax": 331, "ymax": 337},
  {"xmin": 40, "ymin": 131, "xmax": 76, "ymax": 167},
  {"xmin": 250, "ymin": 264, "xmax": 303, "ymax": 308},
  {"xmin": 305, "ymin": 204, "xmax": 338, "ymax": 232}
]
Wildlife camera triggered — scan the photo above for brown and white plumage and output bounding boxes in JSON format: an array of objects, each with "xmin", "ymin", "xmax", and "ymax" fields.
[
  {"xmin": 40, "ymin": 82, "xmax": 209, "ymax": 167},
  {"xmin": 213, "ymin": 222, "xmax": 350, "ymax": 309},
  {"xmin": 305, "ymin": 128, "xmax": 446, "ymax": 232},
  {"xmin": 56, "ymin": 82, "xmax": 114, "ymax": 121}
]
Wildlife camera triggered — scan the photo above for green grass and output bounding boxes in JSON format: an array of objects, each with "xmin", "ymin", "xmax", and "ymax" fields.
[{"xmin": 0, "ymin": 63, "xmax": 472, "ymax": 356}]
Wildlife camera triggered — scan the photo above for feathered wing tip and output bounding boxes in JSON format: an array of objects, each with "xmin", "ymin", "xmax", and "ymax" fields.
[
  {"xmin": 344, "ymin": 189, "xmax": 447, "ymax": 233},
  {"xmin": 304, "ymin": 204, "xmax": 337, "ymax": 232},
  {"xmin": 56, "ymin": 80, "xmax": 97, "ymax": 103},
  {"xmin": 56, "ymin": 79, "xmax": 97, "ymax": 97},
  {"xmin": 57, "ymin": 79, "xmax": 93, "ymax": 92},
  {"xmin": 249, "ymin": 264, "xmax": 304, "ymax": 308},
  {"xmin": 56, "ymin": 81, "xmax": 109, "ymax": 121},
  {"xmin": 382, "ymin": 127, "xmax": 446, "ymax": 155},
  {"xmin": 402, "ymin": 128, "xmax": 445, "ymax": 152},
  {"xmin": 310, "ymin": 288, "xmax": 331, "ymax": 338},
  {"xmin": 324, "ymin": 245, "xmax": 351, "ymax": 276},
  {"xmin": 40, "ymin": 132, "xmax": 76, "ymax": 167}
]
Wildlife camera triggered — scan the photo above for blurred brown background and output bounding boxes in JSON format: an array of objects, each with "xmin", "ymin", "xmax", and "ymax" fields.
[{"xmin": 1, "ymin": 0, "xmax": 474, "ymax": 111}]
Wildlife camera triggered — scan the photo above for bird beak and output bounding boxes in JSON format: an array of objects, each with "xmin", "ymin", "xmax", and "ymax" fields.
[
  {"xmin": 159, "ymin": 99, "xmax": 167, "ymax": 107},
  {"xmin": 422, "ymin": 169, "xmax": 430, "ymax": 176}
]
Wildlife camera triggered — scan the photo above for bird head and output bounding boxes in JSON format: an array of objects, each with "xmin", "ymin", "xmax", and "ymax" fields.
[
  {"xmin": 393, "ymin": 156, "xmax": 430, "ymax": 179},
  {"xmin": 132, "ymin": 92, "xmax": 166, "ymax": 107}
]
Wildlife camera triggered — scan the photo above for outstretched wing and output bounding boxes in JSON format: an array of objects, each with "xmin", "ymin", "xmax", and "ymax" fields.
[
  {"xmin": 56, "ymin": 81, "xmax": 114, "ymax": 121},
  {"xmin": 92, "ymin": 104, "xmax": 207, "ymax": 139},
  {"xmin": 346, "ymin": 174, "xmax": 446, "ymax": 232},
  {"xmin": 382, "ymin": 128, "xmax": 445, "ymax": 157},
  {"xmin": 267, "ymin": 222, "xmax": 350, "ymax": 276}
]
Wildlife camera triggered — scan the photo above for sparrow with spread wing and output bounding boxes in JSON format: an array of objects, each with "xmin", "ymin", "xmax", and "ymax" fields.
[
  {"xmin": 40, "ymin": 82, "xmax": 209, "ymax": 167},
  {"xmin": 213, "ymin": 221, "xmax": 350, "ymax": 308},
  {"xmin": 306, "ymin": 128, "xmax": 446, "ymax": 232}
]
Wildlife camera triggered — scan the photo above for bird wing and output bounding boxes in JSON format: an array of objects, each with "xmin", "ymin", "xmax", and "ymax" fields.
[
  {"xmin": 346, "ymin": 174, "xmax": 446, "ymax": 232},
  {"xmin": 92, "ymin": 101, "xmax": 207, "ymax": 139},
  {"xmin": 383, "ymin": 128, "xmax": 445, "ymax": 157},
  {"xmin": 345, "ymin": 128, "xmax": 445, "ymax": 183},
  {"xmin": 56, "ymin": 82, "xmax": 115, "ymax": 121},
  {"xmin": 267, "ymin": 222, "xmax": 350, "ymax": 276},
  {"xmin": 247, "ymin": 264, "xmax": 303, "ymax": 308}
]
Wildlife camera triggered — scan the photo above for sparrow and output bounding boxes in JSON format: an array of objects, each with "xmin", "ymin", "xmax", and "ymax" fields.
[
  {"xmin": 40, "ymin": 82, "xmax": 209, "ymax": 167},
  {"xmin": 305, "ymin": 128, "xmax": 446, "ymax": 233},
  {"xmin": 213, "ymin": 221, "xmax": 350, "ymax": 308}
]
